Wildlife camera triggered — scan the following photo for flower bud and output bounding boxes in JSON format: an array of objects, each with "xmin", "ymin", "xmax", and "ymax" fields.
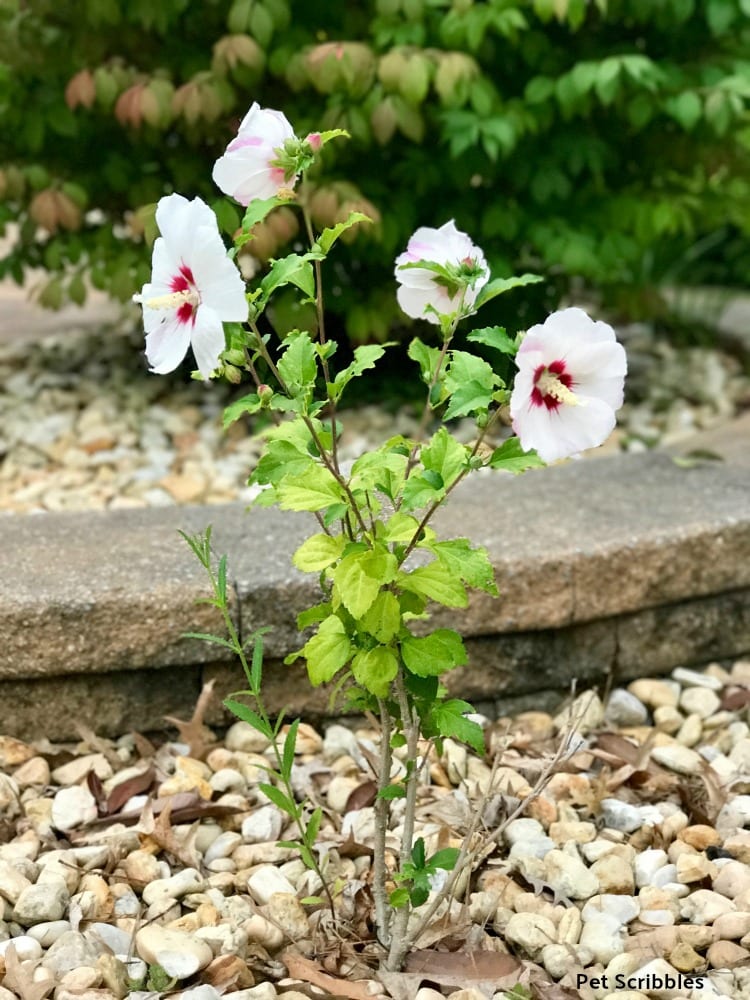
[
  {"xmin": 223, "ymin": 364, "xmax": 243, "ymax": 384},
  {"xmin": 247, "ymin": 221, "xmax": 279, "ymax": 262},
  {"xmin": 258, "ymin": 384, "xmax": 274, "ymax": 405},
  {"xmin": 305, "ymin": 131, "xmax": 322, "ymax": 152}
]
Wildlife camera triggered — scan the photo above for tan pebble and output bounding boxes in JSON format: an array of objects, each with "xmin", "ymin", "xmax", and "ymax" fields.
[
  {"xmin": 628, "ymin": 679, "xmax": 678, "ymax": 709},
  {"xmin": 446, "ymin": 991, "xmax": 487, "ymax": 1000},
  {"xmin": 713, "ymin": 910, "xmax": 750, "ymax": 940},
  {"xmin": 122, "ymin": 850, "xmax": 161, "ymax": 886},
  {"xmin": 59, "ymin": 967, "xmax": 102, "ymax": 990},
  {"xmin": 549, "ymin": 821, "xmax": 596, "ymax": 845},
  {"xmin": 676, "ymin": 853, "xmax": 717, "ymax": 883},
  {"xmin": 514, "ymin": 711, "xmax": 555, "ymax": 740},
  {"xmin": 591, "ymin": 854, "xmax": 635, "ymax": 894},
  {"xmin": 660, "ymin": 810, "xmax": 689, "ymax": 841},
  {"xmin": 526, "ymin": 796, "xmax": 557, "ymax": 827},
  {"xmin": 476, "ymin": 870, "xmax": 526, "ymax": 907},
  {"xmin": 0, "ymin": 736, "xmax": 35, "ymax": 767},
  {"xmin": 12, "ymin": 756, "xmax": 50, "ymax": 788},
  {"xmin": 669, "ymin": 942, "xmax": 705, "ymax": 972},
  {"xmin": 242, "ymin": 913, "xmax": 284, "ymax": 951},
  {"xmin": 713, "ymin": 860, "xmax": 750, "ymax": 899},
  {"xmin": 653, "ymin": 705, "xmax": 683, "ymax": 734},
  {"xmin": 557, "ymin": 906, "xmax": 582, "ymax": 945},
  {"xmin": 205, "ymin": 748, "xmax": 237, "ymax": 772},
  {"xmin": 723, "ymin": 832, "xmax": 750, "ymax": 864},
  {"xmin": 706, "ymin": 939, "xmax": 749, "ymax": 968},
  {"xmin": 679, "ymin": 825, "xmax": 721, "ymax": 851},
  {"xmin": 513, "ymin": 891, "xmax": 558, "ymax": 924},
  {"xmin": 675, "ymin": 713, "xmax": 703, "ymax": 747},
  {"xmin": 679, "ymin": 924, "xmax": 716, "ymax": 948},
  {"xmin": 625, "ymin": 925, "xmax": 679, "ymax": 956},
  {"xmin": 159, "ymin": 471, "xmax": 207, "ymax": 502}
]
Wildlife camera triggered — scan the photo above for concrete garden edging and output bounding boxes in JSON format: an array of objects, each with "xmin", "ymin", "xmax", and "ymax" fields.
[{"xmin": 1, "ymin": 447, "xmax": 748, "ymax": 740}]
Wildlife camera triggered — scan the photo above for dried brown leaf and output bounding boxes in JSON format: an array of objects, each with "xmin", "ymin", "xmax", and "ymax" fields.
[
  {"xmin": 203, "ymin": 953, "xmax": 255, "ymax": 991},
  {"xmin": 163, "ymin": 679, "xmax": 217, "ymax": 760},
  {"xmin": 138, "ymin": 799, "xmax": 202, "ymax": 869},
  {"xmin": 86, "ymin": 769, "xmax": 108, "ymax": 814},
  {"xmin": 105, "ymin": 766, "xmax": 156, "ymax": 816},
  {"xmin": 404, "ymin": 948, "xmax": 522, "ymax": 991},
  {"xmin": 282, "ymin": 952, "xmax": 374, "ymax": 1000},
  {"xmin": 2, "ymin": 945, "xmax": 54, "ymax": 1000},
  {"xmin": 337, "ymin": 833, "xmax": 374, "ymax": 859},
  {"xmin": 343, "ymin": 780, "xmax": 378, "ymax": 814},
  {"xmin": 721, "ymin": 685, "xmax": 750, "ymax": 711}
]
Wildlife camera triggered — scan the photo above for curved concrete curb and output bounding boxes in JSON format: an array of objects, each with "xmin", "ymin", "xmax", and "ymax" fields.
[{"xmin": 1, "ymin": 449, "xmax": 748, "ymax": 738}]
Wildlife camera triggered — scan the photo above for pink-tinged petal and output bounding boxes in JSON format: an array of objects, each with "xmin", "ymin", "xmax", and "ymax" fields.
[
  {"xmin": 190, "ymin": 304, "xmax": 226, "ymax": 378},
  {"xmin": 145, "ymin": 315, "xmax": 192, "ymax": 374}
]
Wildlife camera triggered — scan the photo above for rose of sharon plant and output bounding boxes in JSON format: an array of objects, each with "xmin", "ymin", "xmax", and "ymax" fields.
[
  {"xmin": 139, "ymin": 104, "xmax": 626, "ymax": 973},
  {"xmin": 133, "ymin": 194, "xmax": 247, "ymax": 377}
]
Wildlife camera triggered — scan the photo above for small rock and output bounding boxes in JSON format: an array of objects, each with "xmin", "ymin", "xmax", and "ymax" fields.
[
  {"xmin": 706, "ymin": 939, "xmax": 749, "ymax": 968},
  {"xmin": 13, "ymin": 882, "xmax": 69, "ymax": 926},
  {"xmin": 544, "ymin": 849, "xmax": 599, "ymax": 901},
  {"xmin": 0, "ymin": 736, "xmax": 35, "ymax": 768},
  {"xmin": 628, "ymin": 679, "xmax": 679, "ymax": 709},
  {"xmin": 672, "ymin": 667, "xmax": 723, "ymax": 690},
  {"xmin": 605, "ymin": 689, "xmax": 648, "ymax": 727},
  {"xmin": 504, "ymin": 912, "xmax": 557, "ymax": 958},
  {"xmin": 0, "ymin": 861, "xmax": 32, "ymax": 904},
  {"xmin": 714, "ymin": 860, "xmax": 750, "ymax": 899},
  {"xmin": 579, "ymin": 912, "xmax": 626, "ymax": 964},
  {"xmin": 51, "ymin": 785, "xmax": 98, "ymax": 831},
  {"xmin": 669, "ymin": 942, "xmax": 704, "ymax": 973},
  {"xmin": 12, "ymin": 757, "xmax": 50, "ymax": 787},
  {"xmin": 676, "ymin": 854, "xmax": 717, "ymax": 884},
  {"xmin": 262, "ymin": 892, "xmax": 310, "ymax": 945},
  {"xmin": 713, "ymin": 911, "xmax": 750, "ymax": 940},
  {"xmin": 679, "ymin": 825, "xmax": 721, "ymax": 851},
  {"xmin": 680, "ymin": 687, "xmax": 721, "ymax": 719},
  {"xmin": 553, "ymin": 691, "xmax": 603, "ymax": 734},
  {"xmin": 0, "ymin": 935, "xmax": 42, "ymax": 961},
  {"xmin": 142, "ymin": 868, "xmax": 204, "ymax": 905},
  {"xmin": 591, "ymin": 854, "xmax": 635, "ymax": 895},
  {"xmin": 135, "ymin": 925, "xmax": 213, "ymax": 980},
  {"xmin": 225, "ymin": 722, "xmax": 270, "ymax": 753},
  {"xmin": 42, "ymin": 930, "xmax": 106, "ymax": 975},
  {"xmin": 246, "ymin": 865, "xmax": 296, "ymax": 905},
  {"xmin": 27, "ymin": 920, "xmax": 71, "ymax": 946},
  {"xmin": 582, "ymin": 894, "xmax": 640, "ymax": 925},
  {"xmin": 681, "ymin": 889, "xmax": 736, "ymax": 924},
  {"xmin": 242, "ymin": 806, "xmax": 284, "ymax": 845},
  {"xmin": 651, "ymin": 743, "xmax": 702, "ymax": 775},
  {"xmin": 635, "ymin": 849, "xmax": 668, "ymax": 888},
  {"xmin": 600, "ymin": 799, "xmax": 642, "ymax": 833},
  {"xmin": 675, "ymin": 713, "xmax": 703, "ymax": 748},
  {"xmin": 243, "ymin": 913, "xmax": 284, "ymax": 952}
]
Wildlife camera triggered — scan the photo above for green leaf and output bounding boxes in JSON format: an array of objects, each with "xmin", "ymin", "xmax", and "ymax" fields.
[
  {"xmin": 400, "ymin": 474, "xmax": 443, "ymax": 512},
  {"xmin": 259, "ymin": 252, "xmax": 324, "ymax": 304},
  {"xmin": 223, "ymin": 393, "xmax": 262, "ymax": 428},
  {"xmin": 283, "ymin": 719, "xmax": 299, "ymax": 776},
  {"xmin": 351, "ymin": 646, "xmax": 398, "ymax": 697},
  {"xmin": 277, "ymin": 330, "xmax": 318, "ymax": 396},
  {"xmin": 223, "ymin": 699, "xmax": 271, "ymax": 738},
  {"xmin": 427, "ymin": 539, "xmax": 498, "ymax": 596},
  {"xmin": 382, "ymin": 513, "xmax": 421, "ymax": 544},
  {"xmin": 389, "ymin": 887, "xmax": 410, "ymax": 908},
  {"xmin": 665, "ymin": 91, "xmax": 702, "ymax": 131},
  {"xmin": 330, "ymin": 344, "xmax": 386, "ymax": 402},
  {"xmin": 317, "ymin": 128, "xmax": 350, "ymax": 147},
  {"xmin": 302, "ymin": 615, "xmax": 352, "ymax": 685},
  {"xmin": 429, "ymin": 698, "xmax": 485, "ymax": 754},
  {"xmin": 398, "ymin": 562, "xmax": 467, "ymax": 608},
  {"xmin": 489, "ymin": 437, "xmax": 545, "ymax": 474},
  {"xmin": 595, "ymin": 57, "xmax": 621, "ymax": 104},
  {"xmin": 474, "ymin": 274, "xmax": 543, "ymax": 309},
  {"xmin": 429, "ymin": 847, "xmax": 460, "ymax": 871},
  {"xmin": 297, "ymin": 602, "xmax": 332, "ymax": 629},
  {"xmin": 401, "ymin": 629, "xmax": 467, "ymax": 677},
  {"xmin": 359, "ymin": 590, "xmax": 401, "ymax": 642},
  {"xmin": 467, "ymin": 325, "xmax": 517, "ymax": 355},
  {"xmin": 293, "ymin": 533, "xmax": 346, "ymax": 572},
  {"xmin": 443, "ymin": 351, "xmax": 498, "ymax": 420},
  {"xmin": 412, "ymin": 837, "xmax": 426, "ymax": 869},
  {"xmin": 421, "ymin": 427, "xmax": 468, "ymax": 490},
  {"xmin": 181, "ymin": 632, "xmax": 237, "ymax": 652},
  {"xmin": 238, "ymin": 195, "xmax": 292, "ymax": 245},
  {"xmin": 277, "ymin": 466, "xmax": 344, "ymax": 512},
  {"xmin": 305, "ymin": 806, "xmax": 323, "ymax": 847},
  {"xmin": 408, "ymin": 337, "xmax": 443, "ymax": 385},
  {"xmin": 316, "ymin": 211, "xmax": 372, "ymax": 254},
  {"xmin": 349, "ymin": 448, "xmax": 408, "ymax": 494},
  {"xmin": 258, "ymin": 781, "xmax": 297, "ymax": 815},
  {"xmin": 334, "ymin": 548, "xmax": 398, "ymax": 618},
  {"xmin": 377, "ymin": 783, "xmax": 407, "ymax": 800}
]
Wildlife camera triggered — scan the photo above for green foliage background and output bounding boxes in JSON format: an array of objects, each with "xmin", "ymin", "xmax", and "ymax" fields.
[{"xmin": 2, "ymin": 0, "xmax": 750, "ymax": 341}]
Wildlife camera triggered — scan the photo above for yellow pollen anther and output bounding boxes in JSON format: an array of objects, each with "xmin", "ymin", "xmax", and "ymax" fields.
[
  {"xmin": 138, "ymin": 289, "xmax": 200, "ymax": 311},
  {"xmin": 536, "ymin": 369, "xmax": 583, "ymax": 406}
]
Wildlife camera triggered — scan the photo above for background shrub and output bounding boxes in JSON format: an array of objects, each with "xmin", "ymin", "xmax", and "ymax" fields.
[{"xmin": 2, "ymin": 0, "xmax": 750, "ymax": 344}]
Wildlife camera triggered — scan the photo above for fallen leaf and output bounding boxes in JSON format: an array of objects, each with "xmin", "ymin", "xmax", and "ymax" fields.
[
  {"xmin": 204, "ymin": 953, "xmax": 255, "ymax": 991},
  {"xmin": 86, "ymin": 769, "xmax": 108, "ymax": 814},
  {"xmin": 2, "ymin": 945, "xmax": 54, "ymax": 1000},
  {"xmin": 74, "ymin": 723, "xmax": 123, "ymax": 769},
  {"xmin": 721, "ymin": 685, "xmax": 750, "ymax": 712},
  {"xmin": 136, "ymin": 799, "xmax": 202, "ymax": 869},
  {"xmin": 337, "ymin": 832, "xmax": 374, "ymax": 859},
  {"xmin": 105, "ymin": 766, "xmax": 156, "ymax": 815},
  {"xmin": 344, "ymin": 780, "xmax": 378, "ymax": 813},
  {"xmin": 164, "ymin": 678, "xmax": 217, "ymax": 759},
  {"xmin": 282, "ymin": 952, "xmax": 374, "ymax": 1000},
  {"xmin": 403, "ymin": 948, "xmax": 522, "ymax": 993},
  {"xmin": 71, "ymin": 790, "xmax": 242, "ymax": 835}
]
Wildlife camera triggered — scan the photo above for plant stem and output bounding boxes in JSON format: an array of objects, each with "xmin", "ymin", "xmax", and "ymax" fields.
[
  {"xmin": 373, "ymin": 698, "xmax": 393, "ymax": 948},
  {"xmin": 385, "ymin": 666, "xmax": 421, "ymax": 971}
]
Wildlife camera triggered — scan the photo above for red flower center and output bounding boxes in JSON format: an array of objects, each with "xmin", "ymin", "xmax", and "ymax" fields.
[
  {"xmin": 170, "ymin": 265, "xmax": 198, "ymax": 326},
  {"xmin": 531, "ymin": 360, "xmax": 573, "ymax": 411}
]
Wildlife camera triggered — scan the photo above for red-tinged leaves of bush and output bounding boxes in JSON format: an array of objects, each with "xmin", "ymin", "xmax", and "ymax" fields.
[
  {"xmin": 65, "ymin": 69, "xmax": 96, "ymax": 110},
  {"xmin": 115, "ymin": 84, "xmax": 146, "ymax": 127},
  {"xmin": 213, "ymin": 34, "xmax": 265, "ymax": 75},
  {"xmin": 29, "ymin": 189, "xmax": 81, "ymax": 233},
  {"xmin": 372, "ymin": 98, "xmax": 398, "ymax": 144}
]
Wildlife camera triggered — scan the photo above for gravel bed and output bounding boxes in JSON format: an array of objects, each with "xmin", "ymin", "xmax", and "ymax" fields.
[
  {"xmin": 0, "ymin": 322, "xmax": 748, "ymax": 515},
  {"xmin": 3, "ymin": 661, "xmax": 750, "ymax": 998}
]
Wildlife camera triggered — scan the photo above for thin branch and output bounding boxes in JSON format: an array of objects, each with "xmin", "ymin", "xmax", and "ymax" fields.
[{"xmin": 373, "ymin": 697, "xmax": 393, "ymax": 948}]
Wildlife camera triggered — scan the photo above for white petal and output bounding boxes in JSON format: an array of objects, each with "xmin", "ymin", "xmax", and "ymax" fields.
[
  {"xmin": 191, "ymin": 305, "xmax": 226, "ymax": 378},
  {"xmin": 156, "ymin": 194, "xmax": 215, "ymax": 252},
  {"xmin": 567, "ymin": 339, "xmax": 627, "ymax": 380},
  {"xmin": 198, "ymin": 262, "xmax": 248, "ymax": 322},
  {"xmin": 145, "ymin": 315, "xmax": 191, "ymax": 374},
  {"xmin": 396, "ymin": 283, "xmax": 444, "ymax": 323}
]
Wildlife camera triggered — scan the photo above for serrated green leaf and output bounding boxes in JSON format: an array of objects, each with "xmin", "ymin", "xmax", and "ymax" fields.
[
  {"xmin": 297, "ymin": 602, "xmax": 332, "ymax": 630},
  {"xmin": 382, "ymin": 512, "xmax": 421, "ymax": 543},
  {"xmin": 443, "ymin": 351, "xmax": 498, "ymax": 420},
  {"xmin": 377, "ymin": 783, "xmax": 407, "ymax": 800},
  {"xmin": 421, "ymin": 427, "xmax": 468, "ymax": 490},
  {"xmin": 389, "ymin": 887, "xmax": 410, "ymax": 908},
  {"xmin": 400, "ymin": 474, "xmax": 443, "ymax": 512},
  {"xmin": 427, "ymin": 539, "xmax": 498, "ymax": 596},
  {"xmin": 277, "ymin": 330, "xmax": 317, "ymax": 395},
  {"xmin": 428, "ymin": 847, "xmax": 460, "ymax": 871},
  {"xmin": 467, "ymin": 325, "xmax": 517, "ymax": 355},
  {"xmin": 316, "ymin": 211, "xmax": 371, "ymax": 254},
  {"xmin": 398, "ymin": 562, "xmax": 468, "ymax": 608},
  {"xmin": 259, "ymin": 252, "xmax": 324, "ymax": 304},
  {"xmin": 223, "ymin": 393, "xmax": 262, "ymax": 428},
  {"xmin": 351, "ymin": 646, "xmax": 398, "ymax": 697},
  {"xmin": 359, "ymin": 590, "xmax": 401, "ymax": 642},
  {"xmin": 330, "ymin": 344, "xmax": 386, "ymax": 402},
  {"xmin": 411, "ymin": 837, "xmax": 426, "ymax": 869},
  {"xmin": 253, "ymin": 440, "xmax": 317, "ymax": 486},
  {"xmin": 302, "ymin": 615, "xmax": 352, "ymax": 685},
  {"xmin": 429, "ymin": 698, "xmax": 485, "ymax": 754},
  {"xmin": 277, "ymin": 466, "xmax": 344, "ymax": 512},
  {"xmin": 293, "ymin": 533, "xmax": 346, "ymax": 572},
  {"xmin": 408, "ymin": 337, "xmax": 444, "ymax": 385},
  {"xmin": 237, "ymin": 195, "xmax": 292, "ymax": 247},
  {"xmin": 333, "ymin": 548, "xmax": 398, "ymax": 619},
  {"xmin": 489, "ymin": 437, "xmax": 545, "ymax": 474},
  {"xmin": 474, "ymin": 273, "xmax": 543, "ymax": 309},
  {"xmin": 401, "ymin": 629, "xmax": 467, "ymax": 677}
]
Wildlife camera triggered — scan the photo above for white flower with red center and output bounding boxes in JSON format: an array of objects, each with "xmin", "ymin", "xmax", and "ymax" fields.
[
  {"xmin": 395, "ymin": 220, "xmax": 489, "ymax": 324},
  {"xmin": 510, "ymin": 307, "xmax": 627, "ymax": 463},
  {"xmin": 212, "ymin": 102, "xmax": 298, "ymax": 205},
  {"xmin": 134, "ymin": 193, "xmax": 248, "ymax": 378}
]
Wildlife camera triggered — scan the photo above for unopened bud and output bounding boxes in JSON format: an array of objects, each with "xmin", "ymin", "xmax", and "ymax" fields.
[
  {"xmin": 224, "ymin": 348, "xmax": 246, "ymax": 366},
  {"xmin": 305, "ymin": 131, "xmax": 322, "ymax": 152},
  {"xmin": 258, "ymin": 384, "xmax": 274, "ymax": 404},
  {"xmin": 223, "ymin": 364, "xmax": 243, "ymax": 384}
]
